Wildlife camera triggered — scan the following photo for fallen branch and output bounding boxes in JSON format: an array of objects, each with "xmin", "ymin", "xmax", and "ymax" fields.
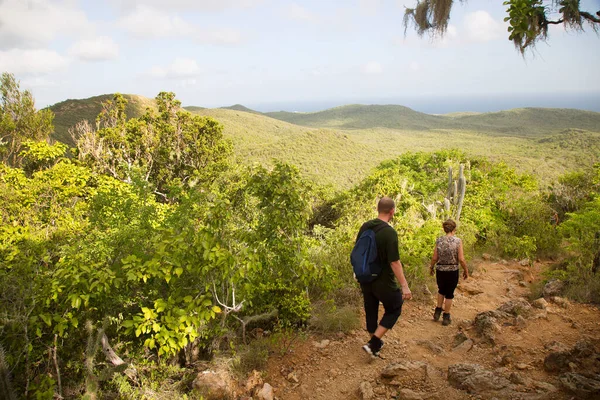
[
  {"xmin": 234, "ymin": 309, "xmax": 279, "ymax": 344},
  {"xmin": 99, "ymin": 331, "xmax": 138, "ymax": 382}
]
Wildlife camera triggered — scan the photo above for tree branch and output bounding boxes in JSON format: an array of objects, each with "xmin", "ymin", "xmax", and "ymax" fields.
[
  {"xmin": 99, "ymin": 331, "xmax": 138, "ymax": 381},
  {"xmin": 581, "ymin": 11, "xmax": 600, "ymax": 24}
]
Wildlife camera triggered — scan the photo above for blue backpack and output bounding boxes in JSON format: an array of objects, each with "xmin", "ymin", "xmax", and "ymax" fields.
[{"xmin": 351, "ymin": 223, "xmax": 389, "ymax": 283}]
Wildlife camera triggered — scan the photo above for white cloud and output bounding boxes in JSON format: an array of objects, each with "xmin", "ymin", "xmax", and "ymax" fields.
[
  {"xmin": 21, "ymin": 77, "xmax": 58, "ymax": 88},
  {"xmin": 198, "ymin": 29, "xmax": 242, "ymax": 45},
  {"xmin": 119, "ymin": 5, "xmax": 242, "ymax": 45},
  {"xmin": 464, "ymin": 11, "xmax": 503, "ymax": 43},
  {"xmin": 409, "ymin": 61, "xmax": 420, "ymax": 72},
  {"xmin": 149, "ymin": 58, "xmax": 202, "ymax": 79},
  {"xmin": 363, "ymin": 62, "xmax": 383, "ymax": 75},
  {"xmin": 396, "ymin": 0, "xmax": 416, "ymax": 8},
  {"xmin": 359, "ymin": 0, "xmax": 382, "ymax": 15},
  {"xmin": 116, "ymin": 0, "xmax": 263, "ymax": 12},
  {"xmin": 0, "ymin": 49, "xmax": 69, "ymax": 74},
  {"xmin": 0, "ymin": 0, "xmax": 92, "ymax": 49},
  {"xmin": 119, "ymin": 5, "xmax": 196, "ymax": 38},
  {"xmin": 69, "ymin": 37, "xmax": 119, "ymax": 61},
  {"xmin": 393, "ymin": 23, "xmax": 459, "ymax": 48},
  {"xmin": 286, "ymin": 3, "xmax": 320, "ymax": 23}
]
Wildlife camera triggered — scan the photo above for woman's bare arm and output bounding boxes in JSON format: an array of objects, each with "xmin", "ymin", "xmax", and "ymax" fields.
[{"xmin": 458, "ymin": 241, "xmax": 469, "ymax": 279}]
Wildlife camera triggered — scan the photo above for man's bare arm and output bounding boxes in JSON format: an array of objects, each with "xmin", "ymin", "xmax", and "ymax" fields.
[{"xmin": 391, "ymin": 260, "xmax": 412, "ymax": 300}]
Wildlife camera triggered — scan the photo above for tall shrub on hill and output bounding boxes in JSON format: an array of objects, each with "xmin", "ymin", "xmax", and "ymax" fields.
[
  {"xmin": 0, "ymin": 73, "xmax": 54, "ymax": 167},
  {"xmin": 73, "ymin": 92, "xmax": 231, "ymax": 200},
  {"xmin": 554, "ymin": 164, "xmax": 600, "ymax": 302}
]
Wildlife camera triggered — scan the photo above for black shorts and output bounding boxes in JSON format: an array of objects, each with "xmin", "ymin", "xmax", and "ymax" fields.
[{"xmin": 436, "ymin": 269, "xmax": 459, "ymax": 299}]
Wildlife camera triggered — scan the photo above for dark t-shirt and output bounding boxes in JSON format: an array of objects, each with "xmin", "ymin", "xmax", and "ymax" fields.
[{"xmin": 356, "ymin": 219, "xmax": 400, "ymax": 291}]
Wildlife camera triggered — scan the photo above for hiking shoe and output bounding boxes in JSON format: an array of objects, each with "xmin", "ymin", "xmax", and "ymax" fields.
[
  {"xmin": 433, "ymin": 307, "xmax": 443, "ymax": 321},
  {"xmin": 362, "ymin": 337, "xmax": 383, "ymax": 357},
  {"xmin": 442, "ymin": 313, "xmax": 452, "ymax": 326}
]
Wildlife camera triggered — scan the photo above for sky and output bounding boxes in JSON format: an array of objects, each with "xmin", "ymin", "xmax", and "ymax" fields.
[{"xmin": 1, "ymin": 0, "xmax": 599, "ymax": 113}]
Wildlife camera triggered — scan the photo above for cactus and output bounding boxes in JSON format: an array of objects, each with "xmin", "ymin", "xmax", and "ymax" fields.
[
  {"xmin": 439, "ymin": 163, "xmax": 467, "ymax": 222},
  {"xmin": 447, "ymin": 166, "xmax": 453, "ymax": 199},
  {"xmin": 425, "ymin": 203, "xmax": 436, "ymax": 219},
  {"xmin": 0, "ymin": 344, "xmax": 16, "ymax": 400},
  {"xmin": 453, "ymin": 181, "xmax": 458, "ymax": 204},
  {"xmin": 83, "ymin": 321, "xmax": 101, "ymax": 400},
  {"xmin": 456, "ymin": 165, "xmax": 466, "ymax": 222}
]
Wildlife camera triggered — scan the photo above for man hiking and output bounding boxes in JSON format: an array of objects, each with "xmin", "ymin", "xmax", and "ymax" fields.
[{"xmin": 352, "ymin": 197, "xmax": 412, "ymax": 357}]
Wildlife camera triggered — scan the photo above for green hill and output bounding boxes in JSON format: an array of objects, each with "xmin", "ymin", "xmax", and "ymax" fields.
[
  {"xmin": 47, "ymin": 96, "xmax": 600, "ymax": 188},
  {"xmin": 265, "ymin": 104, "xmax": 446, "ymax": 130},
  {"xmin": 265, "ymin": 104, "xmax": 600, "ymax": 137},
  {"xmin": 450, "ymin": 107, "xmax": 600, "ymax": 136},
  {"xmin": 49, "ymin": 94, "xmax": 157, "ymax": 146},
  {"xmin": 187, "ymin": 108, "xmax": 374, "ymax": 187},
  {"xmin": 219, "ymin": 104, "xmax": 261, "ymax": 114}
]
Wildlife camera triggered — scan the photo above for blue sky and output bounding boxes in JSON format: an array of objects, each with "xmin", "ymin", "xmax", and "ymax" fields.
[{"xmin": 1, "ymin": 0, "xmax": 599, "ymax": 113}]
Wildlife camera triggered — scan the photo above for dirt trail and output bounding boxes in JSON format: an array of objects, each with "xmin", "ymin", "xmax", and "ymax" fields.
[{"xmin": 264, "ymin": 260, "xmax": 600, "ymax": 399}]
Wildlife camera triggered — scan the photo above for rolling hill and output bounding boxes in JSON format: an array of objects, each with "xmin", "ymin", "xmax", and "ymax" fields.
[
  {"xmin": 265, "ymin": 104, "xmax": 447, "ymax": 131},
  {"xmin": 48, "ymin": 95, "xmax": 600, "ymax": 188},
  {"xmin": 49, "ymin": 94, "xmax": 157, "ymax": 146},
  {"xmin": 264, "ymin": 104, "xmax": 600, "ymax": 137}
]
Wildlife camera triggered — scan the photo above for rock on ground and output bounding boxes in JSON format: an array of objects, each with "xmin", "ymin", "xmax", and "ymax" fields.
[
  {"xmin": 497, "ymin": 298, "xmax": 533, "ymax": 317},
  {"xmin": 256, "ymin": 383, "xmax": 274, "ymax": 400},
  {"xmin": 544, "ymin": 339, "xmax": 599, "ymax": 373},
  {"xmin": 416, "ymin": 340, "xmax": 444, "ymax": 354},
  {"xmin": 447, "ymin": 363, "xmax": 512, "ymax": 394},
  {"xmin": 245, "ymin": 370, "xmax": 263, "ymax": 394},
  {"xmin": 543, "ymin": 280, "xmax": 564, "ymax": 297},
  {"xmin": 397, "ymin": 388, "xmax": 427, "ymax": 400},
  {"xmin": 453, "ymin": 331, "xmax": 468, "ymax": 347},
  {"xmin": 559, "ymin": 373, "xmax": 600, "ymax": 399},
  {"xmin": 472, "ymin": 310, "xmax": 507, "ymax": 344},
  {"xmin": 359, "ymin": 381, "xmax": 374, "ymax": 400},
  {"xmin": 453, "ymin": 339, "xmax": 474, "ymax": 355},
  {"xmin": 381, "ymin": 360, "xmax": 433, "ymax": 387},
  {"xmin": 192, "ymin": 369, "xmax": 234, "ymax": 400},
  {"xmin": 532, "ymin": 298, "xmax": 548, "ymax": 309}
]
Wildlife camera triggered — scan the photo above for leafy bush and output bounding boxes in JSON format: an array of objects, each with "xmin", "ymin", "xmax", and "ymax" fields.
[{"xmin": 309, "ymin": 302, "xmax": 361, "ymax": 334}]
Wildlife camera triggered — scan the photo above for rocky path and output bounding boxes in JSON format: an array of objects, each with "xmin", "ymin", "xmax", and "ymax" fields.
[{"xmin": 263, "ymin": 260, "xmax": 600, "ymax": 399}]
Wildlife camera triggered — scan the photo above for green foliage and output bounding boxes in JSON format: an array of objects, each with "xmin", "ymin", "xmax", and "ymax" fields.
[
  {"xmin": 52, "ymin": 99, "xmax": 600, "ymax": 189},
  {"xmin": 559, "ymin": 196, "xmax": 600, "ymax": 261},
  {"xmin": 0, "ymin": 73, "xmax": 54, "ymax": 167},
  {"xmin": 75, "ymin": 93, "xmax": 232, "ymax": 199},
  {"xmin": 107, "ymin": 361, "xmax": 197, "ymax": 400},
  {"xmin": 549, "ymin": 167, "xmax": 600, "ymax": 218},
  {"xmin": 5, "ymin": 80, "xmax": 600, "ymax": 398},
  {"xmin": 20, "ymin": 140, "xmax": 67, "ymax": 175},
  {"xmin": 249, "ymin": 282, "xmax": 311, "ymax": 327},
  {"xmin": 50, "ymin": 93, "xmax": 157, "ymax": 146},
  {"xmin": 308, "ymin": 302, "xmax": 361, "ymax": 334}
]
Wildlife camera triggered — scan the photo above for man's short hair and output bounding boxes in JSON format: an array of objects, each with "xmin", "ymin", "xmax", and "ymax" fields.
[
  {"xmin": 443, "ymin": 219, "xmax": 457, "ymax": 233},
  {"xmin": 377, "ymin": 197, "xmax": 395, "ymax": 214}
]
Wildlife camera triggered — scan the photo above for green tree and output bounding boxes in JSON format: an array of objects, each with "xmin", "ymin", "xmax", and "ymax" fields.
[
  {"xmin": 74, "ymin": 93, "xmax": 232, "ymax": 200},
  {"xmin": 0, "ymin": 73, "xmax": 54, "ymax": 166},
  {"xmin": 403, "ymin": 0, "xmax": 600, "ymax": 53}
]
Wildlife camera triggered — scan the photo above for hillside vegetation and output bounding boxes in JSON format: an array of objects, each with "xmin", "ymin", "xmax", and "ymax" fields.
[
  {"xmin": 265, "ymin": 104, "xmax": 600, "ymax": 136},
  {"xmin": 49, "ymin": 97, "xmax": 600, "ymax": 188},
  {"xmin": 2, "ymin": 73, "xmax": 600, "ymax": 399},
  {"xmin": 187, "ymin": 108, "xmax": 600, "ymax": 188},
  {"xmin": 49, "ymin": 94, "xmax": 157, "ymax": 145},
  {"xmin": 265, "ymin": 104, "xmax": 446, "ymax": 131}
]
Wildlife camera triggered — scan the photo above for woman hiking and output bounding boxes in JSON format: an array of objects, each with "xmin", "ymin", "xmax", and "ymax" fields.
[{"xmin": 428, "ymin": 219, "xmax": 469, "ymax": 326}]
